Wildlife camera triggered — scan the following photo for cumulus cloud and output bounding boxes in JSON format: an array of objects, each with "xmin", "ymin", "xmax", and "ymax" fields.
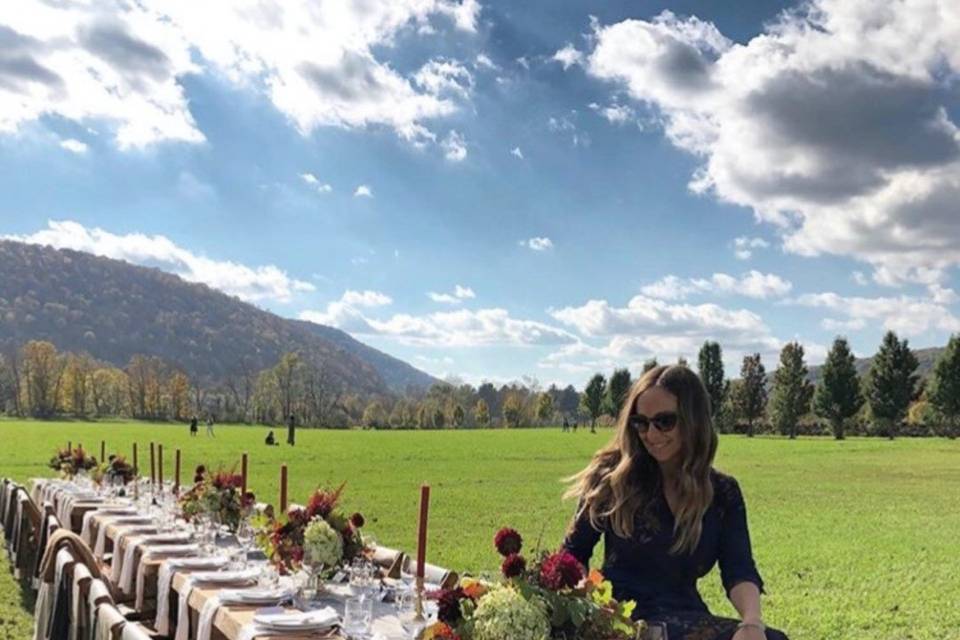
[
  {"xmin": 441, "ymin": 130, "xmax": 467, "ymax": 161},
  {"xmin": 553, "ymin": 44, "xmax": 584, "ymax": 69},
  {"xmin": 543, "ymin": 294, "xmax": 785, "ymax": 373},
  {"xmin": 300, "ymin": 173, "xmax": 332, "ymax": 192},
  {"xmin": 588, "ymin": 102, "xmax": 636, "ymax": 125},
  {"xmin": 641, "ymin": 271, "xmax": 792, "ymax": 300},
  {"xmin": 510, "ymin": 146, "xmax": 524, "ymax": 159},
  {"xmin": 732, "ymin": 236, "xmax": 769, "ymax": 260},
  {"xmin": 789, "ymin": 291, "xmax": 960, "ymax": 336},
  {"xmin": 427, "ymin": 284, "xmax": 476, "ymax": 304},
  {"xmin": 300, "ymin": 303, "xmax": 577, "ymax": 347},
  {"xmin": 522, "ymin": 237, "xmax": 553, "ymax": 251},
  {"xmin": 354, "ymin": 184, "xmax": 373, "ymax": 198},
  {"xmin": 59, "ymin": 138, "xmax": 88, "ymax": 154},
  {"xmin": 0, "ymin": 0, "xmax": 479, "ymax": 149},
  {"xmin": 581, "ymin": 2, "xmax": 960, "ymax": 285},
  {"xmin": 4, "ymin": 219, "xmax": 315, "ymax": 303}
]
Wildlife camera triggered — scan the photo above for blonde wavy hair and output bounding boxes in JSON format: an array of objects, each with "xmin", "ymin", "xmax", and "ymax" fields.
[{"xmin": 565, "ymin": 365, "xmax": 718, "ymax": 554}]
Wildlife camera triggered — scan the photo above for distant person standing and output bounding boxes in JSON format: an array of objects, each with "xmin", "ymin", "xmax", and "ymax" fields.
[
  {"xmin": 287, "ymin": 414, "xmax": 296, "ymax": 446},
  {"xmin": 206, "ymin": 415, "xmax": 215, "ymax": 437},
  {"xmin": 189, "ymin": 416, "xmax": 198, "ymax": 437}
]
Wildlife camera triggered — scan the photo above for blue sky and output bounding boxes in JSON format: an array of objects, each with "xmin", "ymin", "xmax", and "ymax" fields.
[{"xmin": 2, "ymin": 0, "xmax": 959, "ymax": 387}]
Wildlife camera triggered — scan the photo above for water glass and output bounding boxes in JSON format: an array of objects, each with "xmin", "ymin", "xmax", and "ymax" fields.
[
  {"xmin": 343, "ymin": 596, "xmax": 374, "ymax": 637},
  {"xmin": 644, "ymin": 622, "xmax": 669, "ymax": 640}
]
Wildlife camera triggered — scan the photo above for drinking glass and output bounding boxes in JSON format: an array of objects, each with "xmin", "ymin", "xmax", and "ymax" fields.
[
  {"xmin": 235, "ymin": 520, "xmax": 253, "ymax": 568},
  {"xmin": 343, "ymin": 596, "xmax": 374, "ymax": 637},
  {"xmin": 644, "ymin": 622, "xmax": 668, "ymax": 640},
  {"xmin": 396, "ymin": 592, "xmax": 427, "ymax": 639}
]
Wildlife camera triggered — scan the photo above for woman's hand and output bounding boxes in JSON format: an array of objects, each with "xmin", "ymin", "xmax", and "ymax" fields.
[{"xmin": 732, "ymin": 624, "xmax": 766, "ymax": 640}]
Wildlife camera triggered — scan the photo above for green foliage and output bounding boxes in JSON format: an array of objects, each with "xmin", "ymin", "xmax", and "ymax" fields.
[
  {"xmin": 698, "ymin": 341, "xmax": 726, "ymax": 419},
  {"xmin": 475, "ymin": 399, "xmax": 490, "ymax": 427},
  {"xmin": 865, "ymin": 331, "xmax": 919, "ymax": 439},
  {"xmin": 769, "ymin": 343, "xmax": 812, "ymax": 439},
  {"xmin": 928, "ymin": 334, "xmax": 960, "ymax": 438},
  {"xmin": 605, "ymin": 368, "xmax": 632, "ymax": 419},
  {"xmin": 581, "ymin": 374, "xmax": 606, "ymax": 429},
  {"xmin": 362, "ymin": 400, "xmax": 387, "ymax": 429},
  {"xmin": 535, "ymin": 393, "xmax": 553, "ymax": 423},
  {"xmin": 641, "ymin": 359, "xmax": 658, "ymax": 374},
  {"xmin": 734, "ymin": 354, "xmax": 767, "ymax": 437},
  {"xmin": 814, "ymin": 338, "xmax": 863, "ymax": 440},
  {"xmin": 433, "ymin": 407, "xmax": 446, "ymax": 429},
  {"xmin": 4, "ymin": 421, "xmax": 960, "ymax": 640},
  {"xmin": 452, "ymin": 404, "xmax": 466, "ymax": 428}
]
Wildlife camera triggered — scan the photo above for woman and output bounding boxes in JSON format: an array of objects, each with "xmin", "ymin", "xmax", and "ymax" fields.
[{"xmin": 564, "ymin": 365, "xmax": 787, "ymax": 640}]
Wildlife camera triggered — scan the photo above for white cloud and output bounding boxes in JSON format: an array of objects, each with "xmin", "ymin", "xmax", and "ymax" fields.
[
  {"xmin": 413, "ymin": 59, "xmax": 473, "ymax": 100},
  {"xmin": 475, "ymin": 53, "xmax": 496, "ymax": 70},
  {"xmin": 821, "ymin": 317, "xmax": 867, "ymax": 332},
  {"xmin": 441, "ymin": 130, "xmax": 467, "ymax": 161},
  {"xmin": 354, "ymin": 184, "xmax": 373, "ymax": 198},
  {"xmin": 300, "ymin": 173, "xmax": 333, "ymax": 193},
  {"xmin": 4, "ymin": 219, "xmax": 314, "ymax": 303},
  {"xmin": 176, "ymin": 170, "xmax": 216, "ymax": 200},
  {"xmin": 583, "ymin": 2, "xmax": 960, "ymax": 285},
  {"xmin": 789, "ymin": 291, "xmax": 960, "ymax": 336},
  {"xmin": 588, "ymin": 102, "xmax": 636, "ymax": 125},
  {"xmin": 0, "ymin": 0, "xmax": 479, "ymax": 149},
  {"xmin": 300, "ymin": 304, "xmax": 577, "ymax": 348},
  {"xmin": 851, "ymin": 271, "xmax": 869, "ymax": 286},
  {"xmin": 553, "ymin": 43, "xmax": 584, "ymax": 70},
  {"xmin": 641, "ymin": 271, "xmax": 792, "ymax": 300},
  {"xmin": 59, "ymin": 138, "xmax": 88, "ymax": 154},
  {"xmin": 543, "ymin": 294, "xmax": 785, "ymax": 373},
  {"xmin": 523, "ymin": 237, "xmax": 553, "ymax": 251},
  {"xmin": 427, "ymin": 284, "xmax": 475, "ymax": 304},
  {"xmin": 732, "ymin": 236, "xmax": 769, "ymax": 260},
  {"xmin": 548, "ymin": 112, "xmax": 589, "ymax": 147},
  {"xmin": 510, "ymin": 146, "xmax": 524, "ymax": 159},
  {"xmin": 341, "ymin": 290, "xmax": 392, "ymax": 307}
]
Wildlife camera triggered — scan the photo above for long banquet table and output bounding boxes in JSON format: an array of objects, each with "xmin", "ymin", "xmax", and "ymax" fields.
[{"xmin": 32, "ymin": 478, "xmax": 418, "ymax": 640}]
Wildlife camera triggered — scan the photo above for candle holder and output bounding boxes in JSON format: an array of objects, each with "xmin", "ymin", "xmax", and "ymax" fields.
[{"xmin": 415, "ymin": 575, "xmax": 425, "ymax": 621}]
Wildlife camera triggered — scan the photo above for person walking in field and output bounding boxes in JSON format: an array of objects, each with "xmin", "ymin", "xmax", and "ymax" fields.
[
  {"xmin": 287, "ymin": 414, "xmax": 296, "ymax": 446},
  {"xmin": 206, "ymin": 415, "xmax": 215, "ymax": 437},
  {"xmin": 189, "ymin": 416, "xmax": 198, "ymax": 437},
  {"xmin": 564, "ymin": 365, "xmax": 789, "ymax": 640}
]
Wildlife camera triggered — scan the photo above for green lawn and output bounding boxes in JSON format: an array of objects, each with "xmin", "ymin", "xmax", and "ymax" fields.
[{"xmin": 1, "ymin": 420, "xmax": 959, "ymax": 640}]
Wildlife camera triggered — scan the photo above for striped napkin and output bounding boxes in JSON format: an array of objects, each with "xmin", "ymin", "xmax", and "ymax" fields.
[
  {"xmin": 118, "ymin": 533, "xmax": 193, "ymax": 592},
  {"xmin": 155, "ymin": 557, "xmax": 230, "ymax": 636},
  {"xmin": 174, "ymin": 570, "xmax": 260, "ymax": 640}
]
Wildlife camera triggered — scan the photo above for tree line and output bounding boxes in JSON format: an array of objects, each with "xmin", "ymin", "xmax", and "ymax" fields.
[
  {"xmin": 579, "ymin": 333, "xmax": 960, "ymax": 439},
  {"xmin": 3, "ymin": 333, "xmax": 959, "ymax": 437}
]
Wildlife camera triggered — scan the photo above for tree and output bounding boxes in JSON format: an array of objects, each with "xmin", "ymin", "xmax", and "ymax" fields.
[
  {"xmin": 605, "ymin": 368, "xmax": 632, "ymax": 418},
  {"xmin": 416, "ymin": 404, "xmax": 431, "ymax": 429},
  {"xmin": 769, "ymin": 343, "xmax": 812, "ymax": 439},
  {"xmin": 273, "ymin": 352, "xmax": 303, "ymax": 421},
  {"xmin": 475, "ymin": 399, "xmax": 490, "ymax": 427},
  {"xmin": 698, "ymin": 341, "xmax": 725, "ymax": 419},
  {"xmin": 642, "ymin": 359, "xmax": 658, "ymax": 374},
  {"xmin": 928, "ymin": 334, "xmax": 960, "ymax": 439},
  {"xmin": 536, "ymin": 393, "xmax": 553, "ymax": 424},
  {"xmin": 865, "ymin": 331, "xmax": 919, "ymax": 439},
  {"xmin": 21, "ymin": 340, "xmax": 66, "ymax": 418},
  {"xmin": 814, "ymin": 337, "xmax": 863, "ymax": 440},
  {"xmin": 556, "ymin": 385, "xmax": 580, "ymax": 417},
  {"xmin": 363, "ymin": 400, "xmax": 387, "ymax": 429},
  {"xmin": 433, "ymin": 407, "xmax": 446, "ymax": 429},
  {"xmin": 582, "ymin": 374, "xmax": 606, "ymax": 430},
  {"xmin": 62, "ymin": 353, "xmax": 94, "ymax": 417},
  {"xmin": 502, "ymin": 392, "xmax": 524, "ymax": 428},
  {"xmin": 168, "ymin": 372, "xmax": 191, "ymax": 421},
  {"xmin": 734, "ymin": 354, "xmax": 767, "ymax": 437},
  {"xmin": 452, "ymin": 404, "xmax": 465, "ymax": 428}
]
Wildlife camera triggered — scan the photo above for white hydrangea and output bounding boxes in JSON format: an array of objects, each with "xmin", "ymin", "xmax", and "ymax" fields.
[
  {"xmin": 472, "ymin": 586, "xmax": 550, "ymax": 640},
  {"xmin": 302, "ymin": 517, "xmax": 343, "ymax": 568}
]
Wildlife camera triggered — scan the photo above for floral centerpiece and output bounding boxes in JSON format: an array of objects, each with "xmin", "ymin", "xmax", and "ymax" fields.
[
  {"xmin": 92, "ymin": 455, "xmax": 137, "ymax": 486},
  {"xmin": 254, "ymin": 483, "xmax": 367, "ymax": 576},
  {"xmin": 423, "ymin": 527, "xmax": 645, "ymax": 640},
  {"xmin": 48, "ymin": 446, "xmax": 98, "ymax": 478},
  {"xmin": 178, "ymin": 465, "xmax": 255, "ymax": 532}
]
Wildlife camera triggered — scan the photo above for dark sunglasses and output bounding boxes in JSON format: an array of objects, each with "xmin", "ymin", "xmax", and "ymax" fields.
[{"xmin": 627, "ymin": 412, "xmax": 679, "ymax": 434}]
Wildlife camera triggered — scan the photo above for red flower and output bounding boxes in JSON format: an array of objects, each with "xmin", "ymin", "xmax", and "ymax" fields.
[
  {"xmin": 539, "ymin": 550, "xmax": 584, "ymax": 590},
  {"xmin": 305, "ymin": 484, "xmax": 344, "ymax": 519},
  {"xmin": 350, "ymin": 512, "xmax": 365, "ymax": 528},
  {"xmin": 500, "ymin": 553, "xmax": 527, "ymax": 578},
  {"xmin": 493, "ymin": 527, "xmax": 522, "ymax": 556},
  {"xmin": 437, "ymin": 588, "xmax": 467, "ymax": 625},
  {"xmin": 287, "ymin": 507, "xmax": 309, "ymax": 527},
  {"xmin": 432, "ymin": 623, "xmax": 461, "ymax": 640}
]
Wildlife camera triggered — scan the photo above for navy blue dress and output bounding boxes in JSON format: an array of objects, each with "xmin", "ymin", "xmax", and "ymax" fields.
[{"xmin": 563, "ymin": 470, "xmax": 788, "ymax": 640}]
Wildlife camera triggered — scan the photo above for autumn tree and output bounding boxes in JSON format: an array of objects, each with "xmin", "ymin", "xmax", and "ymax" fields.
[
  {"xmin": 475, "ymin": 398, "xmax": 490, "ymax": 427},
  {"xmin": 21, "ymin": 340, "xmax": 66, "ymax": 418}
]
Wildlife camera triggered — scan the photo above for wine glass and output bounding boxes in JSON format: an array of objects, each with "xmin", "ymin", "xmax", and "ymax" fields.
[
  {"xmin": 397, "ymin": 590, "xmax": 429, "ymax": 639},
  {"xmin": 235, "ymin": 520, "xmax": 254, "ymax": 568}
]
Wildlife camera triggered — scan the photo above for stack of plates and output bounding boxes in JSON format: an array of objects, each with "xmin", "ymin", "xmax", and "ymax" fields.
[
  {"xmin": 191, "ymin": 569, "xmax": 260, "ymax": 586},
  {"xmin": 252, "ymin": 607, "xmax": 340, "ymax": 633},
  {"xmin": 220, "ymin": 587, "xmax": 294, "ymax": 605}
]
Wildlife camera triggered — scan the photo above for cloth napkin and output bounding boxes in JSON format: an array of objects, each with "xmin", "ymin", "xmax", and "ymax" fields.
[
  {"xmin": 236, "ymin": 608, "xmax": 340, "ymax": 640},
  {"xmin": 134, "ymin": 545, "xmax": 201, "ymax": 609},
  {"xmin": 93, "ymin": 516, "xmax": 153, "ymax": 558},
  {"xmin": 196, "ymin": 588, "xmax": 296, "ymax": 640},
  {"xmin": 109, "ymin": 527, "xmax": 160, "ymax": 582},
  {"xmin": 80, "ymin": 508, "xmax": 134, "ymax": 545},
  {"xmin": 174, "ymin": 570, "xmax": 260, "ymax": 640},
  {"xmin": 154, "ymin": 557, "xmax": 230, "ymax": 636},
  {"xmin": 118, "ymin": 534, "xmax": 192, "ymax": 592}
]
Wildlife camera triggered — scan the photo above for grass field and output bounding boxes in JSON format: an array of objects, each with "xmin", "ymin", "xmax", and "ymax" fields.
[{"xmin": 1, "ymin": 420, "xmax": 959, "ymax": 640}]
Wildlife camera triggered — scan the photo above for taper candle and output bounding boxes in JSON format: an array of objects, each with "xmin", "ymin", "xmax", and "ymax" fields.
[
  {"xmin": 279, "ymin": 464, "xmax": 288, "ymax": 512},
  {"xmin": 416, "ymin": 484, "xmax": 431, "ymax": 578},
  {"xmin": 241, "ymin": 452, "xmax": 248, "ymax": 495},
  {"xmin": 149, "ymin": 442, "xmax": 156, "ymax": 486},
  {"xmin": 158, "ymin": 444, "xmax": 164, "ymax": 489},
  {"xmin": 174, "ymin": 449, "xmax": 181, "ymax": 495}
]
